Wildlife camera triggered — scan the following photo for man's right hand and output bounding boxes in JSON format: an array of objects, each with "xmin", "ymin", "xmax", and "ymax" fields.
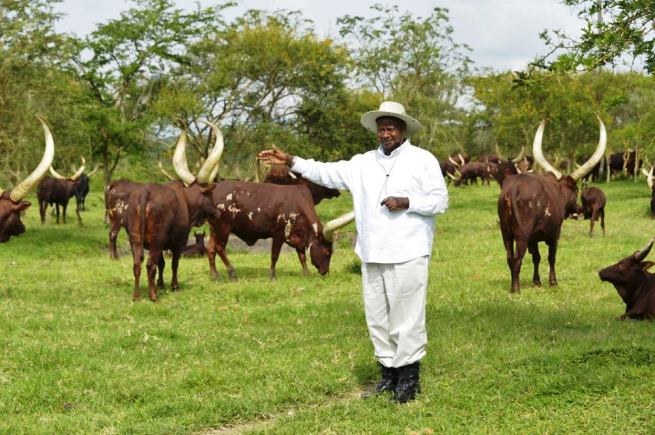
[{"xmin": 258, "ymin": 145, "xmax": 294, "ymax": 167}]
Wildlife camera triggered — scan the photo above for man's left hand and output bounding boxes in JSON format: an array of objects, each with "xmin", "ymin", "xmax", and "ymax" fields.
[{"xmin": 381, "ymin": 196, "xmax": 409, "ymax": 211}]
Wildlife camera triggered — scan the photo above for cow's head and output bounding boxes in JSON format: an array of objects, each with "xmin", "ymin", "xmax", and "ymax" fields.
[
  {"xmin": 309, "ymin": 211, "xmax": 355, "ymax": 275},
  {"xmin": 0, "ymin": 194, "xmax": 31, "ymax": 242},
  {"xmin": 0, "ymin": 117, "xmax": 55, "ymax": 243},
  {"xmin": 599, "ymin": 238, "xmax": 655, "ymax": 303}
]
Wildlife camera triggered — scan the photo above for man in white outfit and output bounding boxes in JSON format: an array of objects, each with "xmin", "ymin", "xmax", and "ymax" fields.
[{"xmin": 258, "ymin": 101, "xmax": 448, "ymax": 403}]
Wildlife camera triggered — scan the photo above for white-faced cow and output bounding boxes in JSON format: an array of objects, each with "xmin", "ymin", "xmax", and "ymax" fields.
[
  {"xmin": 0, "ymin": 118, "xmax": 55, "ymax": 243},
  {"xmin": 498, "ymin": 117, "xmax": 606, "ymax": 293},
  {"xmin": 599, "ymin": 237, "xmax": 655, "ymax": 320}
]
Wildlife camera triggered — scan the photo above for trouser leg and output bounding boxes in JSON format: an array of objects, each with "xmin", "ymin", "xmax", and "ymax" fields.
[{"xmin": 361, "ymin": 262, "xmax": 395, "ymax": 366}]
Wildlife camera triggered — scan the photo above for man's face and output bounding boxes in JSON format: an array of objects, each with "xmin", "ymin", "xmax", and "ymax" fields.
[{"xmin": 376, "ymin": 117, "xmax": 406, "ymax": 154}]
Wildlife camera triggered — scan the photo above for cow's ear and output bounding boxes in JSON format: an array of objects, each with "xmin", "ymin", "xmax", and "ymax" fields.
[
  {"xmin": 13, "ymin": 200, "xmax": 31, "ymax": 212},
  {"xmin": 640, "ymin": 261, "xmax": 655, "ymax": 271}
]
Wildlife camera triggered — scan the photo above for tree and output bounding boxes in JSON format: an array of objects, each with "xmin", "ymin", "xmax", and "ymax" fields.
[
  {"xmin": 536, "ymin": 0, "xmax": 655, "ymax": 74},
  {"xmin": 337, "ymin": 5, "xmax": 473, "ymax": 156},
  {"xmin": 69, "ymin": 0, "xmax": 223, "ymax": 184}
]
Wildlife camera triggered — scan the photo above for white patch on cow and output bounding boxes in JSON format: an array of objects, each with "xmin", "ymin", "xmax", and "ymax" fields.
[
  {"xmin": 545, "ymin": 207, "xmax": 551, "ymax": 217},
  {"xmin": 528, "ymin": 200, "xmax": 533, "ymax": 208},
  {"xmin": 226, "ymin": 193, "xmax": 233, "ymax": 201},
  {"xmin": 312, "ymin": 222, "xmax": 318, "ymax": 236},
  {"xmin": 113, "ymin": 199, "xmax": 129, "ymax": 216},
  {"xmin": 227, "ymin": 204, "xmax": 240, "ymax": 216},
  {"xmin": 257, "ymin": 207, "xmax": 261, "ymax": 212},
  {"xmin": 216, "ymin": 203, "xmax": 226, "ymax": 211},
  {"xmin": 285, "ymin": 219, "xmax": 293, "ymax": 239},
  {"xmin": 248, "ymin": 211, "xmax": 254, "ymax": 220}
]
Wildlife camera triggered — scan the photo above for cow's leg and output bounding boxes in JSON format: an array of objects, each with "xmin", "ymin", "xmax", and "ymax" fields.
[
  {"xmin": 109, "ymin": 221, "xmax": 120, "ymax": 259},
  {"xmin": 296, "ymin": 247, "xmax": 310, "ymax": 276},
  {"xmin": 75, "ymin": 202, "xmax": 82, "ymax": 226},
  {"xmin": 588, "ymin": 209, "xmax": 599, "ymax": 237},
  {"xmin": 269, "ymin": 237, "xmax": 284, "ymax": 281},
  {"xmin": 528, "ymin": 241, "xmax": 541, "ymax": 286},
  {"xmin": 209, "ymin": 227, "xmax": 237, "ymax": 281},
  {"xmin": 170, "ymin": 250, "xmax": 181, "ymax": 291},
  {"xmin": 157, "ymin": 255, "xmax": 165, "ymax": 289},
  {"xmin": 511, "ymin": 238, "xmax": 528, "ymax": 293},
  {"xmin": 55, "ymin": 204, "xmax": 61, "ymax": 224},
  {"xmin": 146, "ymin": 251, "xmax": 160, "ymax": 301},
  {"xmin": 39, "ymin": 201, "xmax": 46, "ymax": 224},
  {"xmin": 131, "ymin": 243, "xmax": 144, "ymax": 300},
  {"xmin": 62, "ymin": 203, "xmax": 68, "ymax": 224},
  {"xmin": 599, "ymin": 208, "xmax": 606, "ymax": 236},
  {"xmin": 547, "ymin": 240, "xmax": 558, "ymax": 287}
]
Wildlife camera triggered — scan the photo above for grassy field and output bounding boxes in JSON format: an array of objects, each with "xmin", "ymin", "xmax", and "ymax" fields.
[{"xmin": 1, "ymin": 178, "xmax": 655, "ymax": 434}]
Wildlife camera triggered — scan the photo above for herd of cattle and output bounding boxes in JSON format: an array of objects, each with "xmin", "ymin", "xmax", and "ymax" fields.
[{"xmin": 0, "ymin": 117, "xmax": 654, "ymax": 318}]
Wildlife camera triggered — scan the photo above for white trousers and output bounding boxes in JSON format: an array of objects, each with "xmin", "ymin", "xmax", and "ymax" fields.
[{"xmin": 361, "ymin": 256, "xmax": 429, "ymax": 368}]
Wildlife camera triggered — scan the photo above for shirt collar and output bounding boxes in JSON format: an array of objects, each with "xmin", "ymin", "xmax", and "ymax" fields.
[{"xmin": 377, "ymin": 139, "xmax": 410, "ymax": 158}]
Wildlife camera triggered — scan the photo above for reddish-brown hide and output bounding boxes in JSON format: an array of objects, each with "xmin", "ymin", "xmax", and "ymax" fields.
[
  {"xmin": 579, "ymin": 186, "xmax": 606, "ymax": 237},
  {"xmin": 263, "ymin": 164, "xmax": 340, "ymax": 205},
  {"xmin": 599, "ymin": 238, "xmax": 655, "ymax": 320}
]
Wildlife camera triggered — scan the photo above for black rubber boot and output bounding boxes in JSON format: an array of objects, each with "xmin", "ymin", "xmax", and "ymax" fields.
[
  {"xmin": 374, "ymin": 362, "xmax": 398, "ymax": 394},
  {"xmin": 393, "ymin": 361, "xmax": 421, "ymax": 403}
]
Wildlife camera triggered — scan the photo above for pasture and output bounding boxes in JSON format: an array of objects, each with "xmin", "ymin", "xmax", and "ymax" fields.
[{"xmin": 1, "ymin": 179, "xmax": 655, "ymax": 434}]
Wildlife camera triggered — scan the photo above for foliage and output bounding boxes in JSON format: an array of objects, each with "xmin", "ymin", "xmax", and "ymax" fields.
[
  {"xmin": 338, "ymin": 5, "xmax": 473, "ymax": 155},
  {"xmin": 535, "ymin": 0, "xmax": 655, "ymax": 74},
  {"xmin": 2, "ymin": 181, "xmax": 655, "ymax": 433}
]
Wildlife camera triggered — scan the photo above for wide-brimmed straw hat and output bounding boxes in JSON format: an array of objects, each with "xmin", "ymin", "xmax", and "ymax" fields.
[{"xmin": 360, "ymin": 101, "xmax": 423, "ymax": 136}]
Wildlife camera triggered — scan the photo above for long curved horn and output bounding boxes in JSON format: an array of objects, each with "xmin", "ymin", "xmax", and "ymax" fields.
[
  {"xmin": 570, "ymin": 116, "xmax": 607, "ymax": 181},
  {"xmin": 511, "ymin": 146, "xmax": 526, "ymax": 163},
  {"xmin": 323, "ymin": 211, "xmax": 355, "ymax": 242},
  {"xmin": 86, "ymin": 163, "xmax": 100, "ymax": 177},
  {"xmin": 158, "ymin": 160, "xmax": 176, "ymax": 181},
  {"xmin": 642, "ymin": 166, "xmax": 654, "ymax": 190},
  {"xmin": 172, "ymin": 130, "xmax": 196, "ymax": 186},
  {"xmin": 49, "ymin": 166, "xmax": 66, "ymax": 179},
  {"xmin": 634, "ymin": 237, "xmax": 655, "ymax": 262},
  {"xmin": 196, "ymin": 120, "xmax": 224, "ymax": 183},
  {"xmin": 495, "ymin": 144, "xmax": 506, "ymax": 161},
  {"xmin": 69, "ymin": 157, "xmax": 86, "ymax": 181},
  {"xmin": 448, "ymin": 156, "xmax": 459, "ymax": 166},
  {"xmin": 10, "ymin": 117, "xmax": 55, "ymax": 202},
  {"xmin": 458, "ymin": 153, "xmax": 465, "ymax": 166},
  {"xmin": 532, "ymin": 120, "xmax": 562, "ymax": 180},
  {"xmin": 446, "ymin": 172, "xmax": 456, "ymax": 180}
]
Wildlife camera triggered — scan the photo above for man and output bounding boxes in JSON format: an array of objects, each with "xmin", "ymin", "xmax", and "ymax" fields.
[{"xmin": 258, "ymin": 101, "xmax": 448, "ymax": 403}]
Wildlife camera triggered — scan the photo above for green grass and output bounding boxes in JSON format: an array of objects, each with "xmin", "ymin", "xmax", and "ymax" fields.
[{"xmin": 1, "ymin": 180, "xmax": 655, "ymax": 434}]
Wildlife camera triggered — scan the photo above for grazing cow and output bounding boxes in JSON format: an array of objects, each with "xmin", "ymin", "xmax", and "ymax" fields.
[
  {"xmin": 126, "ymin": 122, "xmax": 224, "ymax": 301},
  {"xmin": 37, "ymin": 158, "xmax": 86, "ymax": 225},
  {"xmin": 609, "ymin": 150, "xmax": 641, "ymax": 178},
  {"xmin": 453, "ymin": 161, "xmax": 491, "ymax": 186},
  {"xmin": 599, "ymin": 237, "xmax": 655, "ymax": 320},
  {"xmin": 498, "ymin": 117, "xmax": 606, "ymax": 292},
  {"xmin": 578, "ymin": 186, "xmax": 606, "ymax": 236},
  {"xmin": 182, "ymin": 231, "xmax": 207, "ymax": 258},
  {"xmin": 641, "ymin": 167, "xmax": 655, "ymax": 217},
  {"xmin": 0, "ymin": 118, "xmax": 54, "ymax": 243},
  {"xmin": 74, "ymin": 164, "xmax": 100, "ymax": 211},
  {"xmin": 206, "ymin": 181, "xmax": 354, "ymax": 281},
  {"xmin": 264, "ymin": 164, "xmax": 340, "ymax": 205}
]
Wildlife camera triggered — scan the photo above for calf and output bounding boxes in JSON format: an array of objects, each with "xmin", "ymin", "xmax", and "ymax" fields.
[
  {"xmin": 0, "ymin": 118, "xmax": 54, "ymax": 242},
  {"xmin": 599, "ymin": 238, "xmax": 655, "ymax": 319},
  {"xmin": 578, "ymin": 186, "xmax": 606, "ymax": 236},
  {"xmin": 182, "ymin": 231, "xmax": 207, "ymax": 257},
  {"xmin": 206, "ymin": 181, "xmax": 353, "ymax": 281}
]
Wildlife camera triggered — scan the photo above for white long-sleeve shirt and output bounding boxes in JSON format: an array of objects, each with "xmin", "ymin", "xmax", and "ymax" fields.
[{"xmin": 292, "ymin": 140, "xmax": 448, "ymax": 263}]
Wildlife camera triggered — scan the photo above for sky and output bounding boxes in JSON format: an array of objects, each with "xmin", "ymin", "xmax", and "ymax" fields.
[{"xmin": 52, "ymin": 0, "xmax": 585, "ymax": 72}]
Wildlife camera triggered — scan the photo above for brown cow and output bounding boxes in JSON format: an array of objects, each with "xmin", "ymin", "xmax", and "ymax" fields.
[
  {"xmin": 37, "ymin": 158, "xmax": 86, "ymax": 225},
  {"xmin": 498, "ymin": 117, "xmax": 606, "ymax": 293},
  {"xmin": 125, "ymin": 122, "xmax": 224, "ymax": 301},
  {"xmin": 105, "ymin": 180, "xmax": 144, "ymax": 259},
  {"xmin": 578, "ymin": 186, "xmax": 606, "ymax": 237},
  {"xmin": 0, "ymin": 118, "xmax": 54, "ymax": 243},
  {"xmin": 263, "ymin": 164, "xmax": 340, "ymax": 205},
  {"xmin": 599, "ymin": 237, "xmax": 655, "ymax": 320},
  {"xmin": 206, "ymin": 181, "xmax": 354, "ymax": 281}
]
